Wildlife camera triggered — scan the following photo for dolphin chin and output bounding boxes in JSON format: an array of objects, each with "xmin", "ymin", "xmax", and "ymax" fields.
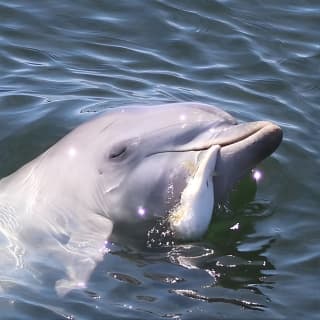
[{"xmin": 169, "ymin": 145, "xmax": 220, "ymax": 240}]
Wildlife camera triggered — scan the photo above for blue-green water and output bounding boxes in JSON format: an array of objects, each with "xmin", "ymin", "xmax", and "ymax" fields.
[{"xmin": 0, "ymin": 0, "xmax": 319, "ymax": 319}]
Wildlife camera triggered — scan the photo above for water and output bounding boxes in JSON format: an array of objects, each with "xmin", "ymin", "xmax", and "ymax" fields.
[{"xmin": 0, "ymin": 0, "xmax": 319, "ymax": 318}]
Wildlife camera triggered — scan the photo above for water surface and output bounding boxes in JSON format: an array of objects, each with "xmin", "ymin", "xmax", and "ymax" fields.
[{"xmin": 0, "ymin": 0, "xmax": 319, "ymax": 319}]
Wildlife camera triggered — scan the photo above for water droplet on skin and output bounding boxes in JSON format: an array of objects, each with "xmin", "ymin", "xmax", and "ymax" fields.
[
  {"xmin": 137, "ymin": 206, "xmax": 146, "ymax": 216},
  {"xmin": 252, "ymin": 169, "xmax": 262, "ymax": 182}
]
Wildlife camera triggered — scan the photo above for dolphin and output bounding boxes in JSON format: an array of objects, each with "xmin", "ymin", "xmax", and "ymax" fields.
[{"xmin": 0, "ymin": 102, "xmax": 282, "ymax": 294}]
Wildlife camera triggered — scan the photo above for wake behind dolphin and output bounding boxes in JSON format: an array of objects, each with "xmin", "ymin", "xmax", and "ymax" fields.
[{"xmin": 0, "ymin": 102, "xmax": 282, "ymax": 295}]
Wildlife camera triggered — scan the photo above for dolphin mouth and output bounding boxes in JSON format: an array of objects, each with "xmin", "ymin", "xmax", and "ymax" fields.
[
  {"xmin": 215, "ymin": 121, "xmax": 282, "ymax": 149},
  {"xmin": 154, "ymin": 121, "xmax": 282, "ymax": 158},
  {"xmin": 153, "ymin": 120, "xmax": 282, "ymax": 203},
  {"xmin": 211, "ymin": 121, "xmax": 281, "ymax": 147},
  {"xmin": 167, "ymin": 120, "xmax": 282, "ymax": 240},
  {"xmin": 154, "ymin": 121, "xmax": 282, "ymax": 156}
]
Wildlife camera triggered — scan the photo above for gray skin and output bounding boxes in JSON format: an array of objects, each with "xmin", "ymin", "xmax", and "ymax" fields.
[{"xmin": 0, "ymin": 102, "xmax": 282, "ymax": 295}]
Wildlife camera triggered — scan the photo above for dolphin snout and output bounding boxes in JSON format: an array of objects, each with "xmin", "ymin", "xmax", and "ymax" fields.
[{"xmin": 213, "ymin": 121, "xmax": 282, "ymax": 202}]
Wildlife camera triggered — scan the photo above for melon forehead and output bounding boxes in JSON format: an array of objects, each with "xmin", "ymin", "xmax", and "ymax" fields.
[{"xmin": 75, "ymin": 102, "xmax": 236, "ymax": 140}]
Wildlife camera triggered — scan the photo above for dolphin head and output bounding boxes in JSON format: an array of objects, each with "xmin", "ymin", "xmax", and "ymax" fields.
[
  {"xmin": 68, "ymin": 102, "xmax": 281, "ymax": 241},
  {"xmin": 52, "ymin": 102, "xmax": 281, "ymax": 242},
  {"xmin": 0, "ymin": 102, "xmax": 282, "ymax": 294}
]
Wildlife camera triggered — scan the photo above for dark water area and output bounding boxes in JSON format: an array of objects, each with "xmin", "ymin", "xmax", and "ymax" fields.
[{"xmin": 0, "ymin": 0, "xmax": 319, "ymax": 319}]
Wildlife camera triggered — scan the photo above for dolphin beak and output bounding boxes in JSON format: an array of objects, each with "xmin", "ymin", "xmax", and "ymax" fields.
[
  {"xmin": 164, "ymin": 120, "xmax": 281, "ymax": 240},
  {"xmin": 213, "ymin": 121, "xmax": 283, "ymax": 202}
]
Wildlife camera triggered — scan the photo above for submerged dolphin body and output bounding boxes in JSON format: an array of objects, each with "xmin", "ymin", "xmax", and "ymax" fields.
[{"xmin": 0, "ymin": 102, "xmax": 282, "ymax": 294}]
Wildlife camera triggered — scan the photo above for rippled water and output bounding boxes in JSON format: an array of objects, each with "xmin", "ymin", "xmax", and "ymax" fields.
[{"xmin": 0, "ymin": 0, "xmax": 319, "ymax": 319}]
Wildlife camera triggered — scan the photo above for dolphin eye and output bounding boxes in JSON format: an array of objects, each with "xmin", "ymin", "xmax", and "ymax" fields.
[{"xmin": 109, "ymin": 144, "xmax": 128, "ymax": 160}]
